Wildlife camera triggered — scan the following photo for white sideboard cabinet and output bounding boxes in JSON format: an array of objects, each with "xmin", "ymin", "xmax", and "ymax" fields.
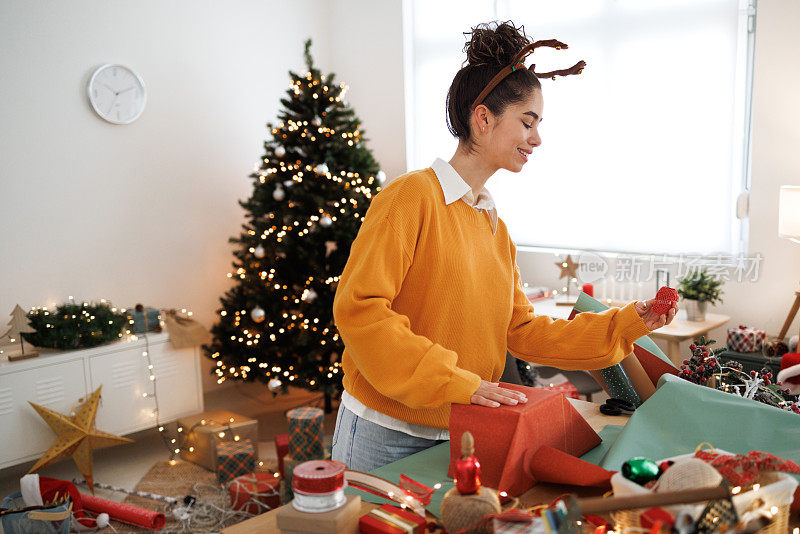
[{"xmin": 0, "ymin": 333, "xmax": 204, "ymax": 469}]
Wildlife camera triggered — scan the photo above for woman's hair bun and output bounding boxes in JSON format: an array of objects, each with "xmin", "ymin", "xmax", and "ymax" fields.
[{"xmin": 464, "ymin": 21, "xmax": 531, "ymax": 67}]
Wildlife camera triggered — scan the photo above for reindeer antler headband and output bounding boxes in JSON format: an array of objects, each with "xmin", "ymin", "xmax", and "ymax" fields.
[{"xmin": 470, "ymin": 39, "xmax": 586, "ymax": 110}]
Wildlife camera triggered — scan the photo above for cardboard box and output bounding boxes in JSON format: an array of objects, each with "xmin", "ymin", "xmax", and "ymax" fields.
[
  {"xmin": 178, "ymin": 410, "xmax": 259, "ymax": 471},
  {"xmin": 276, "ymin": 494, "xmax": 360, "ymax": 534}
]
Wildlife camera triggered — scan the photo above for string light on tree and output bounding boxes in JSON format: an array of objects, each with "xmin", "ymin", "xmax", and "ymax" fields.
[{"xmin": 204, "ymin": 39, "xmax": 382, "ymax": 412}]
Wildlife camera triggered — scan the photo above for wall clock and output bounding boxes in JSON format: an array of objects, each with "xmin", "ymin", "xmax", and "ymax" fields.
[{"xmin": 87, "ymin": 64, "xmax": 146, "ymax": 124}]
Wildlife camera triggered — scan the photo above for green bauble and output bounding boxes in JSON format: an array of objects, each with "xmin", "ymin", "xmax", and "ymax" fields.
[{"xmin": 621, "ymin": 457, "xmax": 660, "ymax": 485}]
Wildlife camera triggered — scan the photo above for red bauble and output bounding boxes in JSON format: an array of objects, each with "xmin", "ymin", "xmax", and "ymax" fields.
[
  {"xmin": 455, "ymin": 455, "xmax": 481, "ymax": 495},
  {"xmin": 652, "ymin": 286, "xmax": 678, "ymax": 315}
]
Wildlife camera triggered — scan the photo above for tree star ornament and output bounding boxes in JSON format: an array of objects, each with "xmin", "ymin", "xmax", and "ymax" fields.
[
  {"xmin": 555, "ymin": 255, "xmax": 579, "ymax": 280},
  {"xmin": 28, "ymin": 386, "xmax": 132, "ymax": 491}
]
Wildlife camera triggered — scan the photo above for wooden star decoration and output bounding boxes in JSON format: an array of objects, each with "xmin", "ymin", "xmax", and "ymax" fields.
[
  {"xmin": 555, "ymin": 254, "xmax": 579, "ymax": 280},
  {"xmin": 28, "ymin": 385, "xmax": 132, "ymax": 491}
]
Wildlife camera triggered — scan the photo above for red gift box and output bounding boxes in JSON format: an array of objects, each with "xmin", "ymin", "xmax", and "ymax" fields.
[
  {"xmin": 448, "ymin": 383, "xmax": 601, "ymax": 497},
  {"xmin": 229, "ymin": 472, "xmax": 281, "ymax": 515},
  {"xmin": 359, "ymin": 504, "xmax": 427, "ymax": 534},
  {"xmin": 275, "ymin": 433, "xmax": 289, "ymax": 477},
  {"xmin": 542, "ymin": 381, "xmax": 579, "ymax": 400}
]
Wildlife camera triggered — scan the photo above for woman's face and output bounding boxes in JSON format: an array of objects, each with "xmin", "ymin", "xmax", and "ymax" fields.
[{"xmin": 478, "ymin": 88, "xmax": 543, "ymax": 173}]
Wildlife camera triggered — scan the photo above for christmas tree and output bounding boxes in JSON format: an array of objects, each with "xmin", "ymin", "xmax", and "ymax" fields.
[{"xmin": 205, "ymin": 40, "xmax": 383, "ymax": 412}]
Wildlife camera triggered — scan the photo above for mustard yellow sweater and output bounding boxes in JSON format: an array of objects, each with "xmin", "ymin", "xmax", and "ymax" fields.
[{"xmin": 333, "ymin": 168, "xmax": 651, "ymax": 429}]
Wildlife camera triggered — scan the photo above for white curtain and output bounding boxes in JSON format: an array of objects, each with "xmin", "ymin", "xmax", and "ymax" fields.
[{"xmin": 404, "ymin": 0, "xmax": 754, "ymax": 256}]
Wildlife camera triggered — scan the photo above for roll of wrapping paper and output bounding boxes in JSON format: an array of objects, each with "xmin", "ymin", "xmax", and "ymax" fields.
[
  {"xmin": 286, "ymin": 407, "xmax": 324, "ymax": 461},
  {"xmin": 80, "ymin": 493, "xmax": 166, "ymax": 530},
  {"xmin": 598, "ymin": 364, "xmax": 642, "ymax": 406}
]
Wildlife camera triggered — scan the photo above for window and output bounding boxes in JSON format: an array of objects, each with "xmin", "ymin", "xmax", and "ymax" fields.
[{"xmin": 403, "ymin": 0, "xmax": 756, "ymax": 256}]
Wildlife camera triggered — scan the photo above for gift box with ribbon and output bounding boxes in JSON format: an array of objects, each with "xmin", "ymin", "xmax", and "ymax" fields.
[
  {"xmin": 229, "ymin": 472, "xmax": 281, "ymax": 515},
  {"xmin": 216, "ymin": 439, "xmax": 256, "ymax": 485},
  {"xmin": 359, "ymin": 504, "xmax": 427, "ymax": 534},
  {"xmin": 178, "ymin": 410, "xmax": 259, "ymax": 471},
  {"xmin": 727, "ymin": 324, "xmax": 767, "ymax": 353}
]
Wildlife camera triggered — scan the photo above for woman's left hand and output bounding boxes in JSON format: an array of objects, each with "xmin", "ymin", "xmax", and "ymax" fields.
[{"xmin": 634, "ymin": 299, "xmax": 679, "ymax": 331}]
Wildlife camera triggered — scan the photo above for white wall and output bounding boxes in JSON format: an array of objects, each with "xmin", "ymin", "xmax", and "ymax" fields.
[
  {"xmin": 2, "ymin": 0, "xmax": 799, "ymax": 394},
  {"xmin": 0, "ymin": 0, "xmax": 407, "ymax": 392}
]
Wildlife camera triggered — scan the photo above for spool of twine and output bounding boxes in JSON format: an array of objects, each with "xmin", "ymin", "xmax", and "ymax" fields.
[{"xmin": 440, "ymin": 487, "xmax": 501, "ymax": 534}]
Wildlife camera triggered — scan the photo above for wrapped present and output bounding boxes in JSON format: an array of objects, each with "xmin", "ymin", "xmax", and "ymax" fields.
[
  {"xmin": 276, "ymin": 433, "xmax": 289, "ymax": 477},
  {"xmin": 727, "ymin": 324, "xmax": 766, "ymax": 353},
  {"xmin": 492, "ymin": 515, "xmax": 549, "ymax": 533},
  {"xmin": 217, "ymin": 439, "xmax": 256, "ymax": 485},
  {"xmin": 277, "ymin": 494, "xmax": 360, "ymax": 533},
  {"xmin": 359, "ymin": 503, "xmax": 427, "ymax": 534},
  {"xmin": 126, "ymin": 304, "xmax": 161, "ymax": 333},
  {"xmin": 540, "ymin": 377, "xmax": 579, "ymax": 400},
  {"xmin": 229, "ymin": 472, "xmax": 281, "ymax": 514},
  {"xmin": 287, "ymin": 407, "xmax": 325, "ymax": 461},
  {"xmin": 448, "ymin": 383, "xmax": 601, "ymax": 497},
  {"xmin": 178, "ymin": 410, "xmax": 258, "ymax": 471}
]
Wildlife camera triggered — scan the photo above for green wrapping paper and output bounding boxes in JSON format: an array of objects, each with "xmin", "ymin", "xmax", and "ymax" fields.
[
  {"xmin": 581, "ymin": 374, "xmax": 800, "ymax": 472},
  {"xmin": 598, "ymin": 365, "xmax": 642, "ymax": 406},
  {"xmin": 286, "ymin": 407, "xmax": 325, "ymax": 461}
]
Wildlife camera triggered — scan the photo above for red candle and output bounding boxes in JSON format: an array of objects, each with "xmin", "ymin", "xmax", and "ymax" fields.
[
  {"xmin": 455, "ymin": 432, "xmax": 481, "ymax": 494},
  {"xmin": 582, "ymin": 283, "xmax": 594, "ymax": 297}
]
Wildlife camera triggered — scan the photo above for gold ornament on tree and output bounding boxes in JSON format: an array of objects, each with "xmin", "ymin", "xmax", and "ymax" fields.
[
  {"xmin": 28, "ymin": 386, "xmax": 132, "ymax": 491},
  {"xmin": 2, "ymin": 304, "xmax": 38, "ymax": 361}
]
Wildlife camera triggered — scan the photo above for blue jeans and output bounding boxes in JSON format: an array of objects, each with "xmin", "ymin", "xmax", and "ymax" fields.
[{"xmin": 331, "ymin": 404, "xmax": 448, "ymax": 472}]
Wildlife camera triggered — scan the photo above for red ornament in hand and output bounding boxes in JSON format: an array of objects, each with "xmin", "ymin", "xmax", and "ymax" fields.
[
  {"xmin": 652, "ymin": 286, "xmax": 678, "ymax": 315},
  {"xmin": 455, "ymin": 432, "xmax": 481, "ymax": 495}
]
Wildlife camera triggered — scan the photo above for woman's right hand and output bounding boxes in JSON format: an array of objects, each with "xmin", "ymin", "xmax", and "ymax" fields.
[{"xmin": 470, "ymin": 381, "xmax": 528, "ymax": 408}]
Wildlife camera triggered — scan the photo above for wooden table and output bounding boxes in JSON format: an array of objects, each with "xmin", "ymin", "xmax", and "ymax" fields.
[
  {"xmin": 648, "ymin": 310, "xmax": 730, "ymax": 365},
  {"xmin": 221, "ymin": 398, "xmax": 628, "ymax": 533}
]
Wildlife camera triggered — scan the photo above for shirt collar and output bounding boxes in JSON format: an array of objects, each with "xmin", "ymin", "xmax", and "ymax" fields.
[{"xmin": 430, "ymin": 158, "xmax": 498, "ymax": 234}]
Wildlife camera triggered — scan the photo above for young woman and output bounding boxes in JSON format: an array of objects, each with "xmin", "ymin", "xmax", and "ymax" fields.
[{"xmin": 331, "ymin": 21, "xmax": 678, "ymax": 472}]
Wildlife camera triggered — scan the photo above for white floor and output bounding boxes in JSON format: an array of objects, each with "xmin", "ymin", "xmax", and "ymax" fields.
[{"xmin": 0, "ymin": 383, "xmax": 338, "ymax": 503}]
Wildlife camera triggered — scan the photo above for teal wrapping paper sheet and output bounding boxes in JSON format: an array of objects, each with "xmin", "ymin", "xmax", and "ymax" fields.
[
  {"xmin": 345, "ymin": 441, "xmax": 453, "ymax": 517},
  {"xmin": 584, "ymin": 374, "xmax": 800, "ymax": 472}
]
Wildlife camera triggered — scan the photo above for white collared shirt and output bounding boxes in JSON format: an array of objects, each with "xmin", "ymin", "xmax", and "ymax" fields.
[
  {"xmin": 339, "ymin": 159, "xmax": 497, "ymax": 440},
  {"xmin": 430, "ymin": 157, "xmax": 498, "ymax": 235}
]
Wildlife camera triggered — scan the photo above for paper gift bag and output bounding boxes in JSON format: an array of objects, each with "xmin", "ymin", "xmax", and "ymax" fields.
[{"xmin": 447, "ymin": 383, "xmax": 601, "ymax": 496}]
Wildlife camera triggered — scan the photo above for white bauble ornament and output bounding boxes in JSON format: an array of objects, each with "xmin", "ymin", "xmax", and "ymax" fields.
[
  {"xmin": 274, "ymin": 146, "xmax": 286, "ymax": 157},
  {"xmin": 268, "ymin": 378, "xmax": 282, "ymax": 392},
  {"xmin": 320, "ymin": 216, "xmax": 332, "ymax": 227},
  {"xmin": 283, "ymin": 180, "xmax": 294, "ymax": 188},
  {"xmin": 250, "ymin": 306, "xmax": 266, "ymax": 323},
  {"xmin": 254, "ymin": 245, "xmax": 265, "ymax": 258},
  {"xmin": 303, "ymin": 289, "xmax": 318, "ymax": 302},
  {"xmin": 314, "ymin": 163, "xmax": 329, "ymax": 175},
  {"xmin": 273, "ymin": 187, "xmax": 285, "ymax": 201},
  {"xmin": 312, "ymin": 117, "xmax": 322, "ymax": 126},
  {"xmin": 376, "ymin": 170, "xmax": 386, "ymax": 182}
]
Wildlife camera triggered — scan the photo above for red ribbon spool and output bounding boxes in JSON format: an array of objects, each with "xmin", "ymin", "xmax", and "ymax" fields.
[{"xmin": 292, "ymin": 460, "xmax": 346, "ymax": 495}]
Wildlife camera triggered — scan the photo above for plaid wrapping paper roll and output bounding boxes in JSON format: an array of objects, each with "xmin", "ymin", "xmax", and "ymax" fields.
[
  {"xmin": 727, "ymin": 324, "xmax": 766, "ymax": 352},
  {"xmin": 216, "ymin": 439, "xmax": 256, "ymax": 485},
  {"xmin": 286, "ymin": 407, "xmax": 325, "ymax": 461}
]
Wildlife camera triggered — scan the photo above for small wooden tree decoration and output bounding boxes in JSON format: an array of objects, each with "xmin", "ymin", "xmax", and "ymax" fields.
[{"xmin": 2, "ymin": 305, "xmax": 38, "ymax": 361}]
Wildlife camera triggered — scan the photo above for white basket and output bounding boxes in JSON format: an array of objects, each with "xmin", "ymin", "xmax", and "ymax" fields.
[{"xmin": 610, "ymin": 452, "xmax": 798, "ymax": 522}]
